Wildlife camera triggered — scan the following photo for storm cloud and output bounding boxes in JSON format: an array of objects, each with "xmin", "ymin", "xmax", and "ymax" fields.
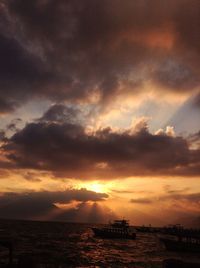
[
  {"xmin": 1, "ymin": 105, "xmax": 200, "ymax": 178},
  {"xmin": 0, "ymin": 188, "xmax": 109, "ymax": 221},
  {"xmin": 0, "ymin": 0, "xmax": 200, "ymax": 112}
]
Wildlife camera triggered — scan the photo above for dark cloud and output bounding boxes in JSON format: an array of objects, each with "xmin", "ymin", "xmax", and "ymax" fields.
[
  {"xmin": 54, "ymin": 202, "xmax": 116, "ymax": 223},
  {"xmin": 0, "ymin": 0, "xmax": 199, "ymax": 112},
  {"xmin": 0, "ymin": 189, "xmax": 108, "ymax": 221},
  {"xmin": 0, "ymin": 130, "xmax": 5, "ymax": 140},
  {"xmin": 130, "ymin": 198, "xmax": 153, "ymax": 204},
  {"xmin": 160, "ymin": 192, "xmax": 200, "ymax": 204},
  {"xmin": 112, "ymin": 189, "xmax": 153, "ymax": 194},
  {"xmin": 39, "ymin": 104, "xmax": 80, "ymax": 124},
  {"xmin": 0, "ymin": 98, "xmax": 15, "ymax": 114},
  {"xmin": 112, "ymin": 190, "xmax": 135, "ymax": 194},
  {"xmin": 0, "ymin": 188, "xmax": 108, "ymax": 204},
  {"xmin": 193, "ymin": 92, "xmax": 200, "ymax": 107},
  {"xmin": 189, "ymin": 131, "xmax": 200, "ymax": 145},
  {"xmin": 163, "ymin": 185, "xmax": 190, "ymax": 195},
  {"xmin": 6, "ymin": 118, "xmax": 22, "ymax": 133},
  {"xmin": 130, "ymin": 191, "xmax": 200, "ymax": 205},
  {"xmin": 153, "ymin": 59, "xmax": 199, "ymax": 91},
  {"xmin": 0, "ymin": 33, "xmax": 55, "ymax": 112},
  {"xmin": 0, "ymin": 1, "xmax": 200, "ymax": 178},
  {"xmin": 1, "ymin": 106, "xmax": 200, "ymax": 178}
]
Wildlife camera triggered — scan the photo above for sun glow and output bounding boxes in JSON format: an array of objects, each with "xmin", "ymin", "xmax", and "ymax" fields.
[
  {"xmin": 89, "ymin": 183, "xmax": 105, "ymax": 193},
  {"xmin": 77, "ymin": 181, "xmax": 113, "ymax": 193}
]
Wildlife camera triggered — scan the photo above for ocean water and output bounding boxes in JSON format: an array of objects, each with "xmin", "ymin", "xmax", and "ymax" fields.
[{"xmin": 0, "ymin": 219, "xmax": 200, "ymax": 267}]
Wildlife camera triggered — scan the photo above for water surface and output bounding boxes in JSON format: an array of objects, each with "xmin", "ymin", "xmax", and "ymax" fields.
[{"xmin": 0, "ymin": 219, "xmax": 199, "ymax": 267}]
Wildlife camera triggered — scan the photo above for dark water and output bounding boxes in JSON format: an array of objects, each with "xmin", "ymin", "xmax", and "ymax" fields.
[{"xmin": 0, "ymin": 219, "xmax": 200, "ymax": 267}]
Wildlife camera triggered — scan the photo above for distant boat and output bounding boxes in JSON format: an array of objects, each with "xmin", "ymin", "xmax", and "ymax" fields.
[
  {"xmin": 92, "ymin": 219, "xmax": 136, "ymax": 239},
  {"xmin": 160, "ymin": 237, "xmax": 200, "ymax": 252}
]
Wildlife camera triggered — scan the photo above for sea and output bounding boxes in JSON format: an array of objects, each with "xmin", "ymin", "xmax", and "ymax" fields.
[{"xmin": 0, "ymin": 219, "xmax": 200, "ymax": 268}]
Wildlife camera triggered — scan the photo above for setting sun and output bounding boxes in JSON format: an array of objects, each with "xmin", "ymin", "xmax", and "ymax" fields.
[
  {"xmin": 88, "ymin": 183, "xmax": 105, "ymax": 193},
  {"xmin": 77, "ymin": 181, "xmax": 111, "ymax": 193}
]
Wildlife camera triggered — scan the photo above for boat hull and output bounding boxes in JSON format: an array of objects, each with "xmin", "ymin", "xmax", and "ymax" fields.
[
  {"xmin": 160, "ymin": 238, "xmax": 200, "ymax": 252},
  {"xmin": 92, "ymin": 227, "xmax": 136, "ymax": 239}
]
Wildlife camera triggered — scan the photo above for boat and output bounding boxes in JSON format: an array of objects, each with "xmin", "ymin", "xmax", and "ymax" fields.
[
  {"xmin": 160, "ymin": 236, "xmax": 200, "ymax": 252},
  {"xmin": 92, "ymin": 219, "xmax": 136, "ymax": 239}
]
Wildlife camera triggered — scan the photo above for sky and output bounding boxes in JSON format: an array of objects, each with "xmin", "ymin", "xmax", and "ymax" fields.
[{"xmin": 0, "ymin": 0, "xmax": 200, "ymax": 227}]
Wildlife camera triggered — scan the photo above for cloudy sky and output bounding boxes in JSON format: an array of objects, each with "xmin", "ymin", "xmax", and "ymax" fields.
[{"xmin": 0, "ymin": 0, "xmax": 200, "ymax": 226}]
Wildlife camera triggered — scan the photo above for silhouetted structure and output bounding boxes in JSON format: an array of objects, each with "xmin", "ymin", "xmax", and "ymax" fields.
[
  {"xmin": 160, "ymin": 224, "xmax": 200, "ymax": 252},
  {"xmin": 92, "ymin": 219, "xmax": 136, "ymax": 239}
]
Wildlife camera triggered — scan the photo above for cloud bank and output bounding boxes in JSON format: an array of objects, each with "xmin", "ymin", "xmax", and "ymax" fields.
[
  {"xmin": 0, "ymin": 188, "xmax": 109, "ymax": 221},
  {"xmin": 1, "ymin": 104, "xmax": 200, "ymax": 179},
  {"xmin": 0, "ymin": 0, "xmax": 200, "ymax": 112}
]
